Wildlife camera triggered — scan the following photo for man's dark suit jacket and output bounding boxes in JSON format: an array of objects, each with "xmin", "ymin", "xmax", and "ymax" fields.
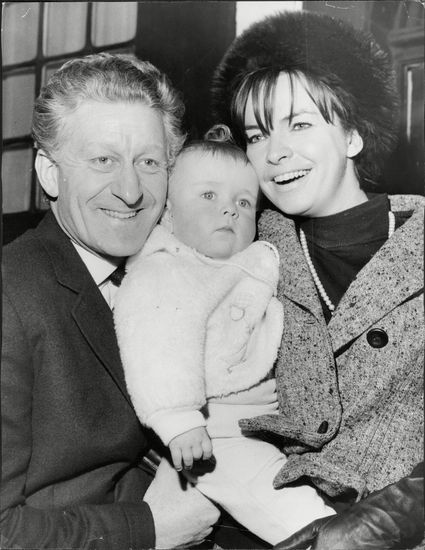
[
  {"xmin": 1, "ymin": 211, "xmax": 270, "ymax": 550},
  {"xmin": 1, "ymin": 211, "xmax": 155, "ymax": 549}
]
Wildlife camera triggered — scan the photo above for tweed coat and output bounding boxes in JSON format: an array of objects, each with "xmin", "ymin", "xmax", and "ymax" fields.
[
  {"xmin": 1, "ymin": 212, "xmax": 155, "ymax": 549},
  {"xmin": 240, "ymin": 195, "xmax": 424, "ymax": 499}
]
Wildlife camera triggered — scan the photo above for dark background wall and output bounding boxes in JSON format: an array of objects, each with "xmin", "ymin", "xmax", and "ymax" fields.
[
  {"xmin": 303, "ymin": 1, "xmax": 424, "ymax": 196},
  {"xmin": 135, "ymin": 1, "xmax": 236, "ymax": 139}
]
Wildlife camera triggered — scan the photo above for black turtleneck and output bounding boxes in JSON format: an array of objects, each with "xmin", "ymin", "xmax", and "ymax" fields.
[{"xmin": 296, "ymin": 194, "xmax": 410, "ymax": 323}]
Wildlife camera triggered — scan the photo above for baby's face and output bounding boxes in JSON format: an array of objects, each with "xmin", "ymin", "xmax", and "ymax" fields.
[{"xmin": 167, "ymin": 150, "xmax": 259, "ymax": 259}]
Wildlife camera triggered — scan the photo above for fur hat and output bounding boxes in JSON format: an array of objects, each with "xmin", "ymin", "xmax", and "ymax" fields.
[{"xmin": 211, "ymin": 11, "xmax": 399, "ymax": 180}]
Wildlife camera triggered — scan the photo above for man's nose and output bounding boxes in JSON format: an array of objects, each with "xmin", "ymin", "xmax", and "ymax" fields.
[
  {"xmin": 266, "ymin": 131, "xmax": 293, "ymax": 164},
  {"xmin": 111, "ymin": 165, "xmax": 143, "ymax": 205}
]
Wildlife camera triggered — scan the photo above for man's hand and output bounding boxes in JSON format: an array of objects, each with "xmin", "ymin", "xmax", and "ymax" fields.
[
  {"xmin": 274, "ymin": 466, "xmax": 424, "ymax": 550},
  {"xmin": 169, "ymin": 427, "xmax": 213, "ymax": 471},
  {"xmin": 144, "ymin": 457, "xmax": 220, "ymax": 549}
]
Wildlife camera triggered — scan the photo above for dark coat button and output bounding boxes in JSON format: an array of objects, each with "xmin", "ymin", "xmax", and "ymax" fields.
[
  {"xmin": 318, "ymin": 421, "xmax": 329, "ymax": 434},
  {"xmin": 367, "ymin": 328, "xmax": 389, "ymax": 348}
]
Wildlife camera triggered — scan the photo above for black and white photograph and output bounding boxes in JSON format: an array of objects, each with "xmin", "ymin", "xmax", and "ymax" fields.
[{"xmin": 1, "ymin": 2, "xmax": 424, "ymax": 549}]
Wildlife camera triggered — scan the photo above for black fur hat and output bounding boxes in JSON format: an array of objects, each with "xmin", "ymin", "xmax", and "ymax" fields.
[{"xmin": 211, "ymin": 11, "xmax": 399, "ymax": 180}]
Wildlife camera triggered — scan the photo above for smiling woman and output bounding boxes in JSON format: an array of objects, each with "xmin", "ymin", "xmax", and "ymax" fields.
[
  {"xmin": 211, "ymin": 10, "xmax": 424, "ymax": 550},
  {"xmin": 242, "ymin": 73, "xmax": 365, "ymax": 218}
]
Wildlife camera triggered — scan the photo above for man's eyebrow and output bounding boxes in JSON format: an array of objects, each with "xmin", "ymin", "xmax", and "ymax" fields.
[
  {"xmin": 140, "ymin": 144, "xmax": 167, "ymax": 153},
  {"xmin": 84, "ymin": 141, "xmax": 119, "ymax": 151},
  {"xmin": 84, "ymin": 142, "xmax": 166, "ymax": 154}
]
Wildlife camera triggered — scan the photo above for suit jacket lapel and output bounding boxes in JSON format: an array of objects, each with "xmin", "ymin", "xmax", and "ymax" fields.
[
  {"xmin": 36, "ymin": 212, "xmax": 133, "ymax": 406},
  {"xmin": 71, "ymin": 284, "xmax": 132, "ymax": 406}
]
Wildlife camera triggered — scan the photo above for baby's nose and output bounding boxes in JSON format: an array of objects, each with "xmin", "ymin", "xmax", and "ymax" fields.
[{"xmin": 221, "ymin": 204, "xmax": 239, "ymax": 219}]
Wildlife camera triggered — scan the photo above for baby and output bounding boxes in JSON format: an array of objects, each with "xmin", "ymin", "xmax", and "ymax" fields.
[{"xmin": 114, "ymin": 129, "xmax": 335, "ymax": 545}]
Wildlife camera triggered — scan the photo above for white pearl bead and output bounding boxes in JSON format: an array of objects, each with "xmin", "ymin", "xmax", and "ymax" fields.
[{"xmin": 299, "ymin": 211, "xmax": 395, "ymax": 315}]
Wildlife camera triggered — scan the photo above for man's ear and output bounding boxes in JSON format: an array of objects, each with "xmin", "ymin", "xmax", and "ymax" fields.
[
  {"xmin": 35, "ymin": 150, "xmax": 59, "ymax": 198},
  {"xmin": 160, "ymin": 198, "xmax": 174, "ymax": 232},
  {"xmin": 347, "ymin": 129, "xmax": 364, "ymax": 158}
]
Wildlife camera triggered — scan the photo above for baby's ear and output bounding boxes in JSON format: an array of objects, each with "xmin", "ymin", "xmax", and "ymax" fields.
[{"xmin": 160, "ymin": 199, "xmax": 174, "ymax": 232}]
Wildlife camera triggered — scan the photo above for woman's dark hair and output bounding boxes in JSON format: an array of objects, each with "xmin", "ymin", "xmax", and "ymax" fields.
[{"xmin": 211, "ymin": 11, "xmax": 399, "ymax": 183}]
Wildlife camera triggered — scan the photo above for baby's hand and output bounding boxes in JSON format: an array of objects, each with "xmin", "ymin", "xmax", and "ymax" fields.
[{"xmin": 169, "ymin": 427, "xmax": 213, "ymax": 471}]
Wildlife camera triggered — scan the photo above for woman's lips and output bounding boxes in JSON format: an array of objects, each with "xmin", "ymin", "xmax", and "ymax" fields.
[{"xmin": 272, "ymin": 169, "xmax": 311, "ymax": 184}]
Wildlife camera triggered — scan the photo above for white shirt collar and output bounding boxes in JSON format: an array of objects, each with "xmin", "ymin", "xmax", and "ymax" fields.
[{"xmin": 71, "ymin": 241, "xmax": 119, "ymax": 286}]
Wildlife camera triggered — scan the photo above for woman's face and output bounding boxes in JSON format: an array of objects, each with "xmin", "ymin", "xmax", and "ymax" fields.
[{"xmin": 243, "ymin": 73, "xmax": 366, "ymax": 218}]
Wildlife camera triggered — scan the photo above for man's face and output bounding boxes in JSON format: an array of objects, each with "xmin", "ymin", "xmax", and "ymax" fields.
[
  {"xmin": 167, "ymin": 150, "xmax": 258, "ymax": 259},
  {"xmin": 45, "ymin": 100, "xmax": 168, "ymax": 260}
]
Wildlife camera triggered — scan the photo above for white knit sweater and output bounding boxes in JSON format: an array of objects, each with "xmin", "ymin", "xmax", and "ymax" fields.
[{"xmin": 114, "ymin": 225, "xmax": 284, "ymax": 445}]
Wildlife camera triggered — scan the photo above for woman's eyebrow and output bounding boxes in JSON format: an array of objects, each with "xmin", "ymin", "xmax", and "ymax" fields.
[
  {"xmin": 245, "ymin": 110, "xmax": 319, "ymax": 129},
  {"xmin": 285, "ymin": 110, "xmax": 318, "ymax": 120}
]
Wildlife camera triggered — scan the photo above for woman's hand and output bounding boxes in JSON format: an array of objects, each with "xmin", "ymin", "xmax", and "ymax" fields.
[{"xmin": 169, "ymin": 427, "xmax": 213, "ymax": 471}]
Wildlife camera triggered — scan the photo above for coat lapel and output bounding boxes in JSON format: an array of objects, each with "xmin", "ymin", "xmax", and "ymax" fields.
[
  {"xmin": 260, "ymin": 210, "xmax": 324, "ymax": 321},
  {"xmin": 261, "ymin": 197, "xmax": 424, "ymax": 357},
  {"xmin": 36, "ymin": 212, "xmax": 132, "ymax": 406},
  {"xmin": 329, "ymin": 198, "xmax": 424, "ymax": 352}
]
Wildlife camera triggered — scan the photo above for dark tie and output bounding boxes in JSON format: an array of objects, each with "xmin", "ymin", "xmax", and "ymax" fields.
[{"xmin": 109, "ymin": 262, "xmax": 126, "ymax": 287}]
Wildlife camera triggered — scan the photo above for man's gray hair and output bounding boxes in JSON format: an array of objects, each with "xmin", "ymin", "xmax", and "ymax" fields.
[{"xmin": 32, "ymin": 52, "xmax": 185, "ymax": 164}]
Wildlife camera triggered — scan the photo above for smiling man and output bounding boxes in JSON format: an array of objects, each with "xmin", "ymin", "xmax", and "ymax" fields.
[
  {"xmin": 1, "ymin": 53, "xmax": 221, "ymax": 549},
  {"xmin": 37, "ymin": 100, "xmax": 169, "ymax": 260}
]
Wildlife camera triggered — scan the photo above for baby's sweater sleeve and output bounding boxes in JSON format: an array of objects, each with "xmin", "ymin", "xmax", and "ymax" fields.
[{"xmin": 113, "ymin": 251, "xmax": 209, "ymax": 445}]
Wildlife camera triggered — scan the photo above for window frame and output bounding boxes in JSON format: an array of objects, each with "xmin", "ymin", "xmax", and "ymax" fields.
[{"xmin": 2, "ymin": 1, "xmax": 138, "ymax": 214}]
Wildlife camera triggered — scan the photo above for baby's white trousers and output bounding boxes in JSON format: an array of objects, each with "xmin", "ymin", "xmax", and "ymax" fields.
[{"xmin": 186, "ymin": 434, "xmax": 335, "ymax": 545}]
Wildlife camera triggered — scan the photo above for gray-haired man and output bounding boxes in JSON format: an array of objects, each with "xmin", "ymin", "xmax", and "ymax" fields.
[{"xmin": 1, "ymin": 53, "xmax": 219, "ymax": 549}]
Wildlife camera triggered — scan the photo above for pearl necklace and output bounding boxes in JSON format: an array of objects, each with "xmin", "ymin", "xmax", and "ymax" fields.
[{"xmin": 299, "ymin": 210, "xmax": 396, "ymax": 313}]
